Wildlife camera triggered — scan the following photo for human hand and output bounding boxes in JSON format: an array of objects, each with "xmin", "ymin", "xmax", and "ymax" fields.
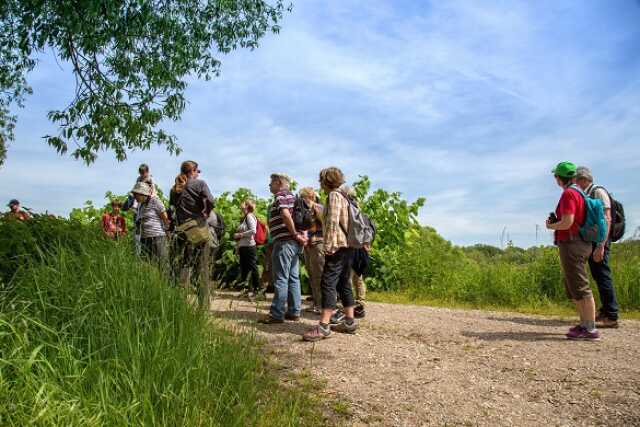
[
  {"xmin": 545, "ymin": 219, "xmax": 555, "ymax": 230},
  {"xmin": 592, "ymin": 245, "xmax": 605, "ymax": 263},
  {"xmin": 234, "ymin": 233, "xmax": 241, "ymax": 240}
]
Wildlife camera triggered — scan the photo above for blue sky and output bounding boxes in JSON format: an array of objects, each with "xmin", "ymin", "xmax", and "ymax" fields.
[{"xmin": 1, "ymin": 0, "xmax": 639, "ymax": 247}]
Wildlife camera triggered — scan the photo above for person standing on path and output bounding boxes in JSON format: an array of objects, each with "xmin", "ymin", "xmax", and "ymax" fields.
[
  {"xmin": 303, "ymin": 167, "xmax": 358, "ymax": 341},
  {"xmin": 575, "ymin": 166, "xmax": 620, "ymax": 328},
  {"xmin": 169, "ymin": 160, "xmax": 215, "ymax": 309},
  {"xmin": 234, "ymin": 199, "xmax": 261, "ymax": 299},
  {"xmin": 131, "ymin": 181, "xmax": 170, "ymax": 264},
  {"xmin": 546, "ymin": 161, "xmax": 600, "ymax": 340},
  {"xmin": 300, "ymin": 187, "xmax": 325, "ymax": 314},
  {"xmin": 259, "ymin": 173, "xmax": 308, "ymax": 324}
]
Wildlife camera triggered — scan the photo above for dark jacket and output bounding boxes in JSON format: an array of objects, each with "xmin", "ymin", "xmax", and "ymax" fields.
[{"xmin": 169, "ymin": 178, "xmax": 215, "ymax": 224}]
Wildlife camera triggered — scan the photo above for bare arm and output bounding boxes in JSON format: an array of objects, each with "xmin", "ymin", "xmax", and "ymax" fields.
[{"xmin": 281, "ymin": 208, "xmax": 306, "ymax": 244}]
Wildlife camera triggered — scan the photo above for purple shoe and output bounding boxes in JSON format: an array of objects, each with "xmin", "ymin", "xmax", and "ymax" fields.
[{"xmin": 566, "ymin": 326, "xmax": 601, "ymax": 341}]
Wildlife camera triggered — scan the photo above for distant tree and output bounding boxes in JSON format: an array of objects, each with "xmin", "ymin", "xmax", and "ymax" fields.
[{"xmin": 0, "ymin": 0, "xmax": 288, "ymax": 166}]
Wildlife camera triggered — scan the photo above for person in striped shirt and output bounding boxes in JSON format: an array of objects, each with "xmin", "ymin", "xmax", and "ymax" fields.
[{"xmin": 259, "ymin": 173, "xmax": 308, "ymax": 324}]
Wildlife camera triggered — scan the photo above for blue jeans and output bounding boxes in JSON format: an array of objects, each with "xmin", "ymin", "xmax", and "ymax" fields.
[
  {"xmin": 589, "ymin": 243, "xmax": 619, "ymax": 320},
  {"xmin": 269, "ymin": 239, "xmax": 302, "ymax": 320}
]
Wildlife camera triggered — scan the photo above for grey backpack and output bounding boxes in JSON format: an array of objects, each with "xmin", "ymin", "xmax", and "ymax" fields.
[{"xmin": 338, "ymin": 192, "xmax": 376, "ymax": 248}]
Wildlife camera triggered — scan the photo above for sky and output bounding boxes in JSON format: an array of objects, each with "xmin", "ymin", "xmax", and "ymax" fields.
[{"xmin": 1, "ymin": 0, "xmax": 639, "ymax": 247}]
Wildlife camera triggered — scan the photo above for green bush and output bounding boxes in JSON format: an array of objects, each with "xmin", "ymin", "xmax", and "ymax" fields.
[
  {"xmin": 0, "ymin": 217, "xmax": 317, "ymax": 425},
  {"xmin": 391, "ymin": 227, "xmax": 640, "ymax": 312}
]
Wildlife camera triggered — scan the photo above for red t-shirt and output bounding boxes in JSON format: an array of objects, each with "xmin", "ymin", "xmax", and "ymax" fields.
[
  {"xmin": 555, "ymin": 187, "xmax": 585, "ymax": 242},
  {"xmin": 102, "ymin": 213, "xmax": 127, "ymax": 237}
]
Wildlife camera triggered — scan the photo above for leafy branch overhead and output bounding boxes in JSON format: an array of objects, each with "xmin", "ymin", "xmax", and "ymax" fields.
[{"xmin": 0, "ymin": 0, "xmax": 288, "ymax": 165}]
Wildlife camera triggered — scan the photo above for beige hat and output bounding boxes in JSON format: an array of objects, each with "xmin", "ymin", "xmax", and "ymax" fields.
[{"xmin": 131, "ymin": 181, "xmax": 153, "ymax": 196}]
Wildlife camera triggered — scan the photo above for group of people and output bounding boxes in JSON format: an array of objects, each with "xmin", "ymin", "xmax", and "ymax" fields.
[
  {"xmin": 547, "ymin": 162, "xmax": 621, "ymax": 341},
  {"xmin": 5, "ymin": 159, "xmax": 623, "ymax": 342},
  {"xmin": 97, "ymin": 162, "xmax": 369, "ymax": 340}
]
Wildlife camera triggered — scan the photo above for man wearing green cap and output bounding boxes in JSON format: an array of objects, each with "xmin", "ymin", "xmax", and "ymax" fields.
[{"xmin": 546, "ymin": 161, "xmax": 600, "ymax": 340}]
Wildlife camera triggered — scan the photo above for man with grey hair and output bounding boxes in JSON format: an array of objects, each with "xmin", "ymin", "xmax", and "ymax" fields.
[
  {"xmin": 576, "ymin": 166, "xmax": 619, "ymax": 328},
  {"xmin": 259, "ymin": 173, "xmax": 308, "ymax": 324}
]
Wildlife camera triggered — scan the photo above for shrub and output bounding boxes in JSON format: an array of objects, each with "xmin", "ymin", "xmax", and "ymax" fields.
[{"xmin": 0, "ymin": 217, "xmax": 317, "ymax": 425}]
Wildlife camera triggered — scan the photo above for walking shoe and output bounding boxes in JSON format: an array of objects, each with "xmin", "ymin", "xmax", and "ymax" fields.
[
  {"xmin": 284, "ymin": 313, "xmax": 301, "ymax": 322},
  {"xmin": 254, "ymin": 290, "xmax": 267, "ymax": 301},
  {"xmin": 568, "ymin": 324, "xmax": 582, "ymax": 334},
  {"xmin": 354, "ymin": 302, "xmax": 366, "ymax": 319},
  {"xmin": 330, "ymin": 309, "xmax": 346, "ymax": 326},
  {"xmin": 304, "ymin": 307, "xmax": 321, "ymax": 314},
  {"xmin": 333, "ymin": 318, "xmax": 358, "ymax": 334},
  {"xmin": 566, "ymin": 326, "xmax": 601, "ymax": 341},
  {"xmin": 302, "ymin": 324, "xmax": 332, "ymax": 342},
  {"xmin": 597, "ymin": 318, "xmax": 619, "ymax": 328},
  {"xmin": 257, "ymin": 315, "xmax": 284, "ymax": 324}
]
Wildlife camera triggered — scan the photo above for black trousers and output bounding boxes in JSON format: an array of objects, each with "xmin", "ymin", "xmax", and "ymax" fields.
[
  {"xmin": 320, "ymin": 247, "xmax": 355, "ymax": 310},
  {"xmin": 239, "ymin": 246, "xmax": 260, "ymax": 292}
]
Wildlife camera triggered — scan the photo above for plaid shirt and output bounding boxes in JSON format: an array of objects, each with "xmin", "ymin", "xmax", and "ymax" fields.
[{"xmin": 323, "ymin": 191, "xmax": 349, "ymax": 254}]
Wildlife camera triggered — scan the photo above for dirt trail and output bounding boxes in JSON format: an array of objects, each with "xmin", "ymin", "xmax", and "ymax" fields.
[{"xmin": 211, "ymin": 293, "xmax": 640, "ymax": 426}]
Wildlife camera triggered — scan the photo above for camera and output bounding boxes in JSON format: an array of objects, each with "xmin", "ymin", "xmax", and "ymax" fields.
[{"xmin": 548, "ymin": 212, "xmax": 558, "ymax": 224}]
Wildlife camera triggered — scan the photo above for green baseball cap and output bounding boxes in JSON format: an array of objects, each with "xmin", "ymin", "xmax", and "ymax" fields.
[{"xmin": 552, "ymin": 161, "xmax": 577, "ymax": 178}]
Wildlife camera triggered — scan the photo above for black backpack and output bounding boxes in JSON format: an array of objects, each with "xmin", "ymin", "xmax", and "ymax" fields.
[
  {"xmin": 292, "ymin": 196, "xmax": 314, "ymax": 231},
  {"xmin": 213, "ymin": 211, "xmax": 226, "ymax": 240},
  {"xmin": 589, "ymin": 185, "xmax": 626, "ymax": 242}
]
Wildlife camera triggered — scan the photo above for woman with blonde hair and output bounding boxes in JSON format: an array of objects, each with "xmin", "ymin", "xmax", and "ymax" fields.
[
  {"xmin": 234, "ymin": 198, "xmax": 260, "ymax": 298},
  {"xmin": 169, "ymin": 160, "xmax": 216, "ymax": 308},
  {"xmin": 303, "ymin": 167, "xmax": 358, "ymax": 341}
]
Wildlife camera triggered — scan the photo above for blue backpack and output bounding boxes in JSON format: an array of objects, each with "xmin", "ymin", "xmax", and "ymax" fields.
[{"xmin": 570, "ymin": 185, "xmax": 607, "ymax": 244}]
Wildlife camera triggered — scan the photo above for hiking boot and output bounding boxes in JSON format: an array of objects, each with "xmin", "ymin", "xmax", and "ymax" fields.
[
  {"xmin": 566, "ymin": 326, "xmax": 601, "ymax": 341},
  {"xmin": 354, "ymin": 302, "xmax": 366, "ymax": 319},
  {"xmin": 597, "ymin": 318, "xmax": 619, "ymax": 329},
  {"xmin": 284, "ymin": 313, "xmax": 301, "ymax": 322},
  {"xmin": 254, "ymin": 290, "xmax": 267, "ymax": 301},
  {"xmin": 330, "ymin": 309, "xmax": 346, "ymax": 326},
  {"xmin": 302, "ymin": 324, "xmax": 332, "ymax": 342},
  {"xmin": 333, "ymin": 318, "xmax": 358, "ymax": 334},
  {"xmin": 257, "ymin": 315, "xmax": 284, "ymax": 325}
]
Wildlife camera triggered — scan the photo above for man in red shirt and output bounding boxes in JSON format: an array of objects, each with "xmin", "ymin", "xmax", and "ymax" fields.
[
  {"xmin": 546, "ymin": 161, "xmax": 599, "ymax": 340},
  {"xmin": 102, "ymin": 200, "xmax": 127, "ymax": 240}
]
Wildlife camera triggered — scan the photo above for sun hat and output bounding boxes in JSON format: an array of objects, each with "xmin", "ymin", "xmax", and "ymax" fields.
[
  {"xmin": 131, "ymin": 181, "xmax": 153, "ymax": 196},
  {"xmin": 551, "ymin": 161, "xmax": 577, "ymax": 178},
  {"xmin": 7, "ymin": 199, "xmax": 19, "ymax": 207},
  {"xmin": 576, "ymin": 166, "xmax": 593, "ymax": 182}
]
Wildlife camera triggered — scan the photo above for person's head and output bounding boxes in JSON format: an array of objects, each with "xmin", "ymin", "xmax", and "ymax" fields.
[
  {"xmin": 269, "ymin": 173, "xmax": 291, "ymax": 195},
  {"xmin": 575, "ymin": 166, "xmax": 593, "ymax": 190},
  {"xmin": 240, "ymin": 198, "xmax": 256, "ymax": 215},
  {"xmin": 138, "ymin": 163, "xmax": 150, "ymax": 178},
  {"xmin": 131, "ymin": 182, "xmax": 153, "ymax": 203},
  {"xmin": 110, "ymin": 200, "xmax": 122, "ymax": 215},
  {"xmin": 319, "ymin": 167, "xmax": 345, "ymax": 192},
  {"xmin": 552, "ymin": 161, "xmax": 577, "ymax": 188},
  {"xmin": 173, "ymin": 160, "xmax": 200, "ymax": 193},
  {"xmin": 299, "ymin": 187, "xmax": 317, "ymax": 204},
  {"xmin": 8, "ymin": 199, "xmax": 19, "ymax": 213}
]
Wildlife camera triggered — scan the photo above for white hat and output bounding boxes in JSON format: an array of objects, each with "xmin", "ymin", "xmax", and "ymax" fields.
[{"xmin": 131, "ymin": 181, "xmax": 153, "ymax": 196}]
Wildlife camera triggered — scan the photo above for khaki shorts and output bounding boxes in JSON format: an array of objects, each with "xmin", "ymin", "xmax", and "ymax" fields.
[{"xmin": 558, "ymin": 240, "xmax": 593, "ymax": 300}]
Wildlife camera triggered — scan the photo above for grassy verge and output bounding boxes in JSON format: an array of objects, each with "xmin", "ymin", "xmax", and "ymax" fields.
[
  {"xmin": 368, "ymin": 291, "xmax": 640, "ymax": 320},
  {"xmin": 0, "ymin": 217, "xmax": 323, "ymax": 426}
]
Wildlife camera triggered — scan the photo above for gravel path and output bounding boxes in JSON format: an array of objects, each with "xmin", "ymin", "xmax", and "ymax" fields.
[{"xmin": 211, "ymin": 293, "xmax": 640, "ymax": 426}]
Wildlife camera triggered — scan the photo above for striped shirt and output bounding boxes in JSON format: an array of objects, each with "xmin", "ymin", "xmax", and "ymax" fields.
[
  {"xmin": 268, "ymin": 191, "xmax": 296, "ymax": 241},
  {"xmin": 137, "ymin": 196, "xmax": 167, "ymax": 238}
]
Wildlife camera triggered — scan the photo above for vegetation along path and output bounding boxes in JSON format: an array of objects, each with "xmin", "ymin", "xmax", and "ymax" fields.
[{"xmin": 212, "ymin": 293, "xmax": 640, "ymax": 426}]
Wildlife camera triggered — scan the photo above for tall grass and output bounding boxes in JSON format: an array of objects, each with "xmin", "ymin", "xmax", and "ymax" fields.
[
  {"xmin": 0, "ymin": 217, "xmax": 318, "ymax": 426},
  {"xmin": 385, "ymin": 227, "xmax": 640, "ymax": 312}
]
